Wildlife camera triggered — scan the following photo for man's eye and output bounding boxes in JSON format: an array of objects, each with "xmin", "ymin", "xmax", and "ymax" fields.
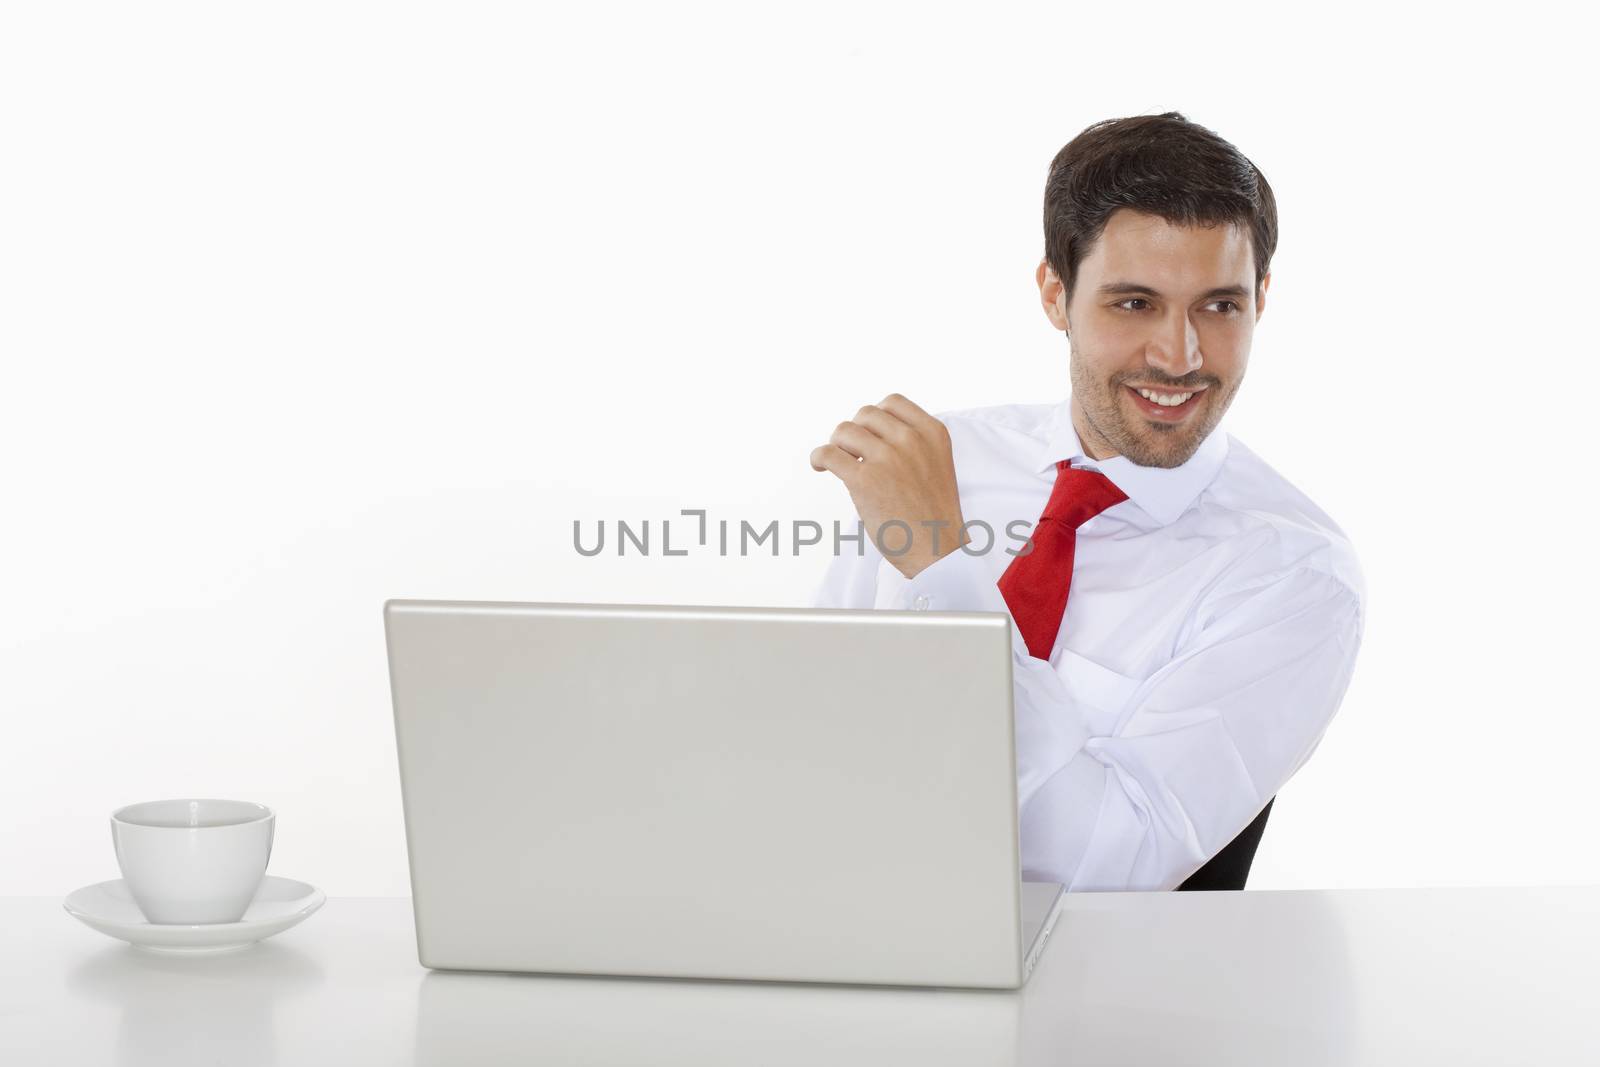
[{"xmin": 1116, "ymin": 298, "xmax": 1239, "ymax": 313}]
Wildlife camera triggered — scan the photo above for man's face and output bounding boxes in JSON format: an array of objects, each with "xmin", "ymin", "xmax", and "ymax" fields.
[{"xmin": 1037, "ymin": 208, "xmax": 1268, "ymax": 468}]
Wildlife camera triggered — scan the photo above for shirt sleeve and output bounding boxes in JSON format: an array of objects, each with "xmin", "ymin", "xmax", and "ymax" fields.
[
  {"xmin": 816, "ymin": 537, "xmax": 1366, "ymax": 893},
  {"xmin": 1033, "ymin": 569, "xmax": 1363, "ymax": 891},
  {"xmin": 807, "ymin": 528, "xmax": 883, "ymax": 608}
]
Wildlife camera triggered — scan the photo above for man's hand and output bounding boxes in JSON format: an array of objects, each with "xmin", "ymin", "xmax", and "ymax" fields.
[{"xmin": 809, "ymin": 393, "xmax": 968, "ymax": 579}]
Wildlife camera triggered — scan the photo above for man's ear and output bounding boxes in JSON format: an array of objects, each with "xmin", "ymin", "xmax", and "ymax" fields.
[
  {"xmin": 1037, "ymin": 259, "xmax": 1070, "ymax": 333},
  {"xmin": 1256, "ymin": 271, "xmax": 1271, "ymax": 322}
]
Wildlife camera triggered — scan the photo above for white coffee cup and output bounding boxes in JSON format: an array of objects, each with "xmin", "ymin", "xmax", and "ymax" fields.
[{"xmin": 110, "ymin": 799, "xmax": 275, "ymax": 924}]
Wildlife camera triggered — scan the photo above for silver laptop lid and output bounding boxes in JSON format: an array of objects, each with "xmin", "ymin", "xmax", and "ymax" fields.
[{"xmin": 385, "ymin": 600, "xmax": 1032, "ymax": 988}]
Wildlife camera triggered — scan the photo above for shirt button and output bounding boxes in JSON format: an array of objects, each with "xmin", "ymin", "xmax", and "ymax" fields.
[{"xmin": 912, "ymin": 594, "xmax": 931, "ymax": 611}]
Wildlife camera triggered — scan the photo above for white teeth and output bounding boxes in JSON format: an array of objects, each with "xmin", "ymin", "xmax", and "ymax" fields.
[{"xmin": 1137, "ymin": 388, "xmax": 1194, "ymax": 407}]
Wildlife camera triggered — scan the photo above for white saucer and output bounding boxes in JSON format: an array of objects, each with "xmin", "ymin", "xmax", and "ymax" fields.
[{"xmin": 63, "ymin": 875, "xmax": 325, "ymax": 954}]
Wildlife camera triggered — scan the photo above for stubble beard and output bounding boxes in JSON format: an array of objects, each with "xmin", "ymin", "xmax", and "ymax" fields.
[{"xmin": 1068, "ymin": 340, "xmax": 1238, "ymax": 469}]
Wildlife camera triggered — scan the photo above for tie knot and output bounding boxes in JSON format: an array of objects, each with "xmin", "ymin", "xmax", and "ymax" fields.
[{"xmin": 1041, "ymin": 461, "xmax": 1128, "ymax": 528}]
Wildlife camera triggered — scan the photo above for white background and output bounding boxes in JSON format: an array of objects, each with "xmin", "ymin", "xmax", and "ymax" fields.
[{"xmin": 2, "ymin": 1, "xmax": 1595, "ymax": 897}]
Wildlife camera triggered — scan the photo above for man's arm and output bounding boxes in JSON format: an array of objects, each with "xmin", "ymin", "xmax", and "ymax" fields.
[
  {"xmin": 809, "ymin": 532, "xmax": 882, "ymax": 609},
  {"xmin": 869, "ymin": 544, "xmax": 1364, "ymax": 891}
]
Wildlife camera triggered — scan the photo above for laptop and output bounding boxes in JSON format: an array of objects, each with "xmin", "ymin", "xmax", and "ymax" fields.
[{"xmin": 383, "ymin": 599, "xmax": 1066, "ymax": 989}]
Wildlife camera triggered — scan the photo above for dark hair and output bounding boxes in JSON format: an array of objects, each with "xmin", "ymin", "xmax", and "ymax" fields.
[{"xmin": 1043, "ymin": 111, "xmax": 1277, "ymax": 307}]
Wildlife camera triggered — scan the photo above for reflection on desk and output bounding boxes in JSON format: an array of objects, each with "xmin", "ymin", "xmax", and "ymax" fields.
[
  {"xmin": 4, "ymin": 887, "xmax": 1597, "ymax": 1066},
  {"xmin": 410, "ymin": 889, "xmax": 1356, "ymax": 1066}
]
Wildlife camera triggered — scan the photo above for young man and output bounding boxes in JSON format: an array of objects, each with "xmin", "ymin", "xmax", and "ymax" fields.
[{"xmin": 809, "ymin": 112, "xmax": 1364, "ymax": 893}]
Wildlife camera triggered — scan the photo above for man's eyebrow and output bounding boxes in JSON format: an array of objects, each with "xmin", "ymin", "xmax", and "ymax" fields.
[{"xmin": 1096, "ymin": 282, "xmax": 1251, "ymax": 300}]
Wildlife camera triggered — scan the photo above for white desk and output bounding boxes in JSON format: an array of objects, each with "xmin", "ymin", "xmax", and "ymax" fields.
[{"xmin": 4, "ymin": 886, "xmax": 1596, "ymax": 1065}]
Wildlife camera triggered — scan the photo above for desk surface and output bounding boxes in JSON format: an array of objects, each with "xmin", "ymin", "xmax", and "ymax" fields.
[{"xmin": 3, "ymin": 886, "xmax": 1596, "ymax": 1065}]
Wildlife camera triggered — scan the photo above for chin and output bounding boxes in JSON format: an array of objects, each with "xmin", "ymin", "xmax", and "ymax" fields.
[
  {"xmin": 1107, "ymin": 385, "xmax": 1226, "ymax": 468},
  {"xmin": 1121, "ymin": 426, "xmax": 1203, "ymax": 468}
]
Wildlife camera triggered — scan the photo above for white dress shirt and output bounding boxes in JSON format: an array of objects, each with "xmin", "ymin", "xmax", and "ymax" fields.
[{"xmin": 810, "ymin": 396, "xmax": 1365, "ymax": 892}]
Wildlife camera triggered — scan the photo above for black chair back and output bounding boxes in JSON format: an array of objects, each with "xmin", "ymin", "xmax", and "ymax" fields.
[{"xmin": 1176, "ymin": 796, "xmax": 1275, "ymax": 891}]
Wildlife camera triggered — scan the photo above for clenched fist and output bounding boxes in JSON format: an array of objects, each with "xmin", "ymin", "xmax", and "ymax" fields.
[{"xmin": 809, "ymin": 393, "xmax": 968, "ymax": 579}]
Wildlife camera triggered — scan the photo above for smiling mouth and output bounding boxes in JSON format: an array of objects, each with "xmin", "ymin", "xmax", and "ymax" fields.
[{"xmin": 1124, "ymin": 384, "xmax": 1206, "ymax": 420}]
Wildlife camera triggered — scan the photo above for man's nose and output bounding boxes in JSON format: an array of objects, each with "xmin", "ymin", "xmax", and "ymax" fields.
[{"xmin": 1145, "ymin": 314, "xmax": 1203, "ymax": 378}]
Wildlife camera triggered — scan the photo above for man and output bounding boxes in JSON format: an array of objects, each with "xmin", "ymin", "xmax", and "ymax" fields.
[{"xmin": 808, "ymin": 112, "xmax": 1364, "ymax": 893}]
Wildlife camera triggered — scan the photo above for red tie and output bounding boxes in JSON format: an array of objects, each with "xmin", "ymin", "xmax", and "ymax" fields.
[{"xmin": 998, "ymin": 461, "xmax": 1127, "ymax": 660}]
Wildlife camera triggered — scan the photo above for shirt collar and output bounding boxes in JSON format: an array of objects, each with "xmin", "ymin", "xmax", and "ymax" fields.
[{"xmin": 1033, "ymin": 395, "xmax": 1230, "ymax": 526}]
